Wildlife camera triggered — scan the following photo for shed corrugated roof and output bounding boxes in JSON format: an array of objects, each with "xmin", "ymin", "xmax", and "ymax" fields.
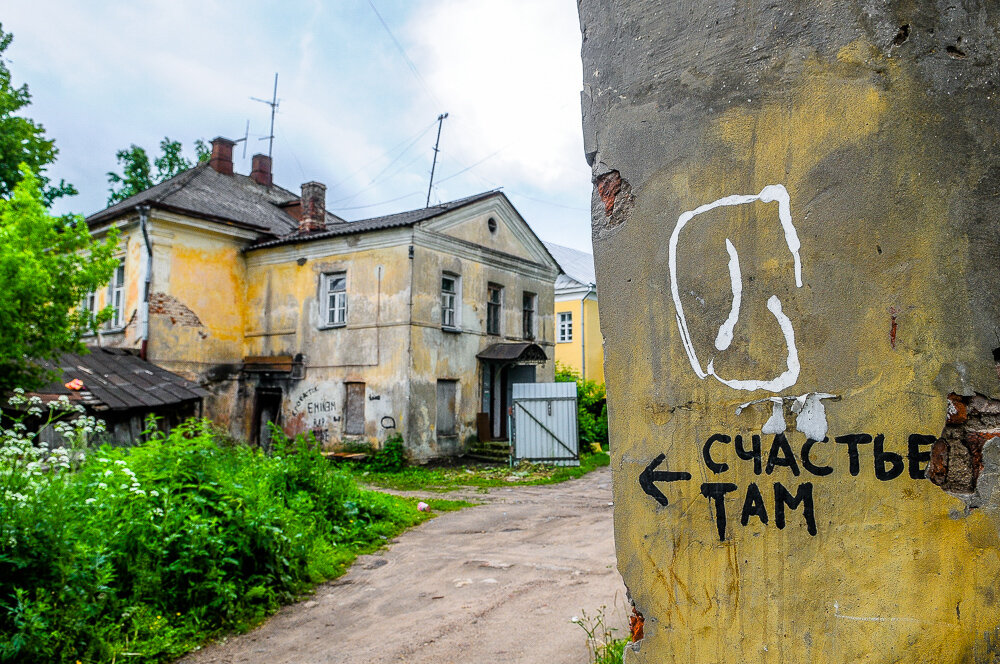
[{"xmin": 36, "ymin": 347, "xmax": 208, "ymax": 412}]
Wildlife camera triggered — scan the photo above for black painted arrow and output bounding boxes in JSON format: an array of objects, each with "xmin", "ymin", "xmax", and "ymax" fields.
[{"xmin": 639, "ymin": 453, "xmax": 692, "ymax": 506}]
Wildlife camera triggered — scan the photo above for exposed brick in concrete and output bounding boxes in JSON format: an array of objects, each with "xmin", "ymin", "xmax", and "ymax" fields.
[
  {"xmin": 149, "ymin": 292, "xmax": 204, "ymax": 328},
  {"xmin": 929, "ymin": 393, "xmax": 1000, "ymax": 495}
]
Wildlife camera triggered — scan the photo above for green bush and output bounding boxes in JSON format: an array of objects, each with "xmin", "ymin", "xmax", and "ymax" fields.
[
  {"xmin": 0, "ymin": 414, "xmax": 427, "ymax": 663},
  {"xmin": 363, "ymin": 433, "xmax": 408, "ymax": 473},
  {"xmin": 555, "ymin": 363, "xmax": 609, "ymax": 447}
]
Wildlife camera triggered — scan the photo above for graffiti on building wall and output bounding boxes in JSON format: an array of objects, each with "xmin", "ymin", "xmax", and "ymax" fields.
[{"xmin": 290, "ymin": 386, "xmax": 342, "ymax": 443}]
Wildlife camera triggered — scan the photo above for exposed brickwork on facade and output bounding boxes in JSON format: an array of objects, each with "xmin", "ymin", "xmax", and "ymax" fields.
[{"xmin": 149, "ymin": 292, "xmax": 204, "ymax": 327}]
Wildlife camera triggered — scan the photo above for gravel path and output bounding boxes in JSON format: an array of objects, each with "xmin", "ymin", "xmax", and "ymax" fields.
[{"xmin": 177, "ymin": 466, "xmax": 625, "ymax": 664}]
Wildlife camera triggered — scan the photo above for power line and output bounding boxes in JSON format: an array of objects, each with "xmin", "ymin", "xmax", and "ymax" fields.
[
  {"xmin": 331, "ymin": 189, "xmax": 424, "ymax": 212},
  {"xmin": 330, "ymin": 149, "xmax": 428, "ymax": 206},
  {"xmin": 367, "ymin": 122, "xmax": 436, "ymax": 185},
  {"xmin": 365, "ymin": 0, "xmax": 441, "ymax": 107},
  {"xmin": 328, "ymin": 118, "xmax": 438, "ymax": 191}
]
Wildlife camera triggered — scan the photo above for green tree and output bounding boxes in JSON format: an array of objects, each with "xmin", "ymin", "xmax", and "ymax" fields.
[
  {"xmin": 106, "ymin": 145, "xmax": 153, "ymax": 205},
  {"xmin": 0, "ymin": 24, "xmax": 76, "ymax": 205},
  {"xmin": 107, "ymin": 137, "xmax": 203, "ymax": 205},
  {"xmin": 0, "ymin": 166, "xmax": 118, "ymax": 389},
  {"xmin": 555, "ymin": 362, "xmax": 608, "ymax": 446}
]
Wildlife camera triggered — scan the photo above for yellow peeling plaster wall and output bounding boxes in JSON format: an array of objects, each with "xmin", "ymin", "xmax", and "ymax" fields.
[
  {"xmin": 580, "ymin": 2, "xmax": 1000, "ymax": 662},
  {"xmin": 245, "ymin": 237, "xmax": 413, "ymax": 450},
  {"xmin": 144, "ymin": 218, "xmax": 249, "ymax": 430}
]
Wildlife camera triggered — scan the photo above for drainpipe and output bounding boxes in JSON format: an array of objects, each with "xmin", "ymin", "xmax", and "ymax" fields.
[
  {"xmin": 138, "ymin": 205, "xmax": 152, "ymax": 359},
  {"xmin": 580, "ymin": 283, "xmax": 595, "ymax": 380}
]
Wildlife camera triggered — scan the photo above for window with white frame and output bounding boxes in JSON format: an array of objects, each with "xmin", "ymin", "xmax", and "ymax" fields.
[
  {"xmin": 486, "ymin": 283, "xmax": 503, "ymax": 335},
  {"xmin": 441, "ymin": 273, "xmax": 459, "ymax": 329},
  {"xmin": 522, "ymin": 292, "xmax": 536, "ymax": 340},
  {"xmin": 108, "ymin": 263, "xmax": 125, "ymax": 328},
  {"xmin": 558, "ymin": 311, "xmax": 573, "ymax": 342},
  {"xmin": 81, "ymin": 290, "xmax": 97, "ymax": 324},
  {"xmin": 323, "ymin": 272, "xmax": 347, "ymax": 326}
]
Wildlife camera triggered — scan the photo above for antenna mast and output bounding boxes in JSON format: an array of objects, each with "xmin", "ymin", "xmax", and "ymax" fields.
[
  {"xmin": 251, "ymin": 73, "xmax": 279, "ymax": 160},
  {"xmin": 426, "ymin": 112, "xmax": 449, "ymax": 207},
  {"xmin": 233, "ymin": 120, "xmax": 250, "ymax": 159}
]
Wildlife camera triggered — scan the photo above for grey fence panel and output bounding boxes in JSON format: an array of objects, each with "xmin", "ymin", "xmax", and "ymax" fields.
[{"xmin": 512, "ymin": 382, "xmax": 579, "ymax": 466}]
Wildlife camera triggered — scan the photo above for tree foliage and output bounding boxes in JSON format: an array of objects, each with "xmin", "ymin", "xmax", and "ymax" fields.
[
  {"xmin": 0, "ymin": 24, "xmax": 76, "ymax": 205},
  {"xmin": 555, "ymin": 362, "xmax": 608, "ymax": 446},
  {"xmin": 107, "ymin": 137, "xmax": 206, "ymax": 205},
  {"xmin": 0, "ymin": 166, "xmax": 118, "ymax": 389}
]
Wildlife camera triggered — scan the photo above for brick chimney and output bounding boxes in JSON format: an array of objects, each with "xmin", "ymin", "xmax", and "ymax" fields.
[
  {"xmin": 208, "ymin": 137, "xmax": 235, "ymax": 175},
  {"xmin": 250, "ymin": 154, "xmax": 272, "ymax": 186},
  {"xmin": 299, "ymin": 181, "xmax": 327, "ymax": 233}
]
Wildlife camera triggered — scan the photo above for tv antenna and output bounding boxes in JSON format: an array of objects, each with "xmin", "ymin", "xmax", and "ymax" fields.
[
  {"xmin": 251, "ymin": 73, "xmax": 279, "ymax": 160},
  {"xmin": 233, "ymin": 120, "xmax": 250, "ymax": 159},
  {"xmin": 426, "ymin": 112, "xmax": 448, "ymax": 207}
]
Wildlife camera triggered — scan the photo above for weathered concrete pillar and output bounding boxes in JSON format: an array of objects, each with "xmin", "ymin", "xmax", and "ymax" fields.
[{"xmin": 580, "ymin": 2, "xmax": 1000, "ymax": 661}]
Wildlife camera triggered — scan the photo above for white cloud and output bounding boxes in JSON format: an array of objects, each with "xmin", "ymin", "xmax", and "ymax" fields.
[{"xmin": 404, "ymin": 0, "xmax": 587, "ymax": 191}]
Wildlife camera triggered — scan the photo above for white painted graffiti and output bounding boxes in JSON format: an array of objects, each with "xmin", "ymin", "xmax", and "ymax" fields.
[{"xmin": 668, "ymin": 184, "xmax": 803, "ymax": 393}]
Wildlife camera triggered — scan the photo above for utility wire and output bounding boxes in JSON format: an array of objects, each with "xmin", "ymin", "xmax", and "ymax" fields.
[
  {"xmin": 328, "ymin": 118, "xmax": 437, "ymax": 191},
  {"xmin": 365, "ymin": 0, "xmax": 442, "ymax": 108},
  {"xmin": 367, "ymin": 123, "xmax": 436, "ymax": 185},
  {"xmin": 331, "ymin": 189, "xmax": 424, "ymax": 211},
  {"xmin": 330, "ymin": 149, "xmax": 429, "ymax": 206}
]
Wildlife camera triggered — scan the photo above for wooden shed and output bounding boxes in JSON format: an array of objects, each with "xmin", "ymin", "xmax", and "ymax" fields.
[{"xmin": 32, "ymin": 346, "xmax": 209, "ymax": 445}]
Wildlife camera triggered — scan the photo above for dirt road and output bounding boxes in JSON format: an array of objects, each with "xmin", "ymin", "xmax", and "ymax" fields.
[{"xmin": 178, "ymin": 466, "xmax": 625, "ymax": 664}]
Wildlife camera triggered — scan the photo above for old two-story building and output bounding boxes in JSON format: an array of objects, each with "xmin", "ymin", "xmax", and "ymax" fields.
[{"xmin": 82, "ymin": 138, "xmax": 560, "ymax": 459}]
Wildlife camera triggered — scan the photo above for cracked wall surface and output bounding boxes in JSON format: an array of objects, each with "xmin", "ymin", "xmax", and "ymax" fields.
[{"xmin": 579, "ymin": 1, "xmax": 1000, "ymax": 661}]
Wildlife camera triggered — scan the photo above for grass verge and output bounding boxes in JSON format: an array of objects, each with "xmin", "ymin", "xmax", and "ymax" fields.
[{"xmin": 356, "ymin": 450, "xmax": 610, "ymax": 492}]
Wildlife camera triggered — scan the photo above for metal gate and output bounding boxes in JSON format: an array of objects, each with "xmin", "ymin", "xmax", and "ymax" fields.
[{"xmin": 511, "ymin": 382, "xmax": 579, "ymax": 466}]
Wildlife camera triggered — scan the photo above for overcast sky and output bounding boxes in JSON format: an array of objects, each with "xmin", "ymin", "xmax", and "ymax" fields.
[{"xmin": 3, "ymin": 0, "xmax": 594, "ymax": 252}]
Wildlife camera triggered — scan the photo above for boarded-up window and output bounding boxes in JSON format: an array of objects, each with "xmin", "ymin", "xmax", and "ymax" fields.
[
  {"xmin": 436, "ymin": 380, "xmax": 458, "ymax": 436},
  {"xmin": 344, "ymin": 382, "xmax": 365, "ymax": 435}
]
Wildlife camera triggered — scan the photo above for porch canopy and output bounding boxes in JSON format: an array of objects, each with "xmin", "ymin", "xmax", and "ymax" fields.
[{"xmin": 476, "ymin": 342, "xmax": 547, "ymax": 364}]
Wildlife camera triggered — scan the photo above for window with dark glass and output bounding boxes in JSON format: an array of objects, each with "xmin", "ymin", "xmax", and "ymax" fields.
[
  {"xmin": 486, "ymin": 283, "xmax": 502, "ymax": 335},
  {"xmin": 522, "ymin": 292, "xmax": 536, "ymax": 340}
]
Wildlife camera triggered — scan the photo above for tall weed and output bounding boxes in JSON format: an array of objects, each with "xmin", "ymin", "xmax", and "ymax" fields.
[{"xmin": 0, "ymin": 416, "xmax": 426, "ymax": 663}]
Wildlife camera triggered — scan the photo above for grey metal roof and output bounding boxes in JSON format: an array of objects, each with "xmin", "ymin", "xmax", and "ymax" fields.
[
  {"xmin": 543, "ymin": 242, "xmax": 596, "ymax": 289},
  {"xmin": 247, "ymin": 190, "xmax": 503, "ymax": 250},
  {"xmin": 86, "ymin": 164, "xmax": 346, "ymax": 235},
  {"xmin": 35, "ymin": 347, "xmax": 209, "ymax": 412}
]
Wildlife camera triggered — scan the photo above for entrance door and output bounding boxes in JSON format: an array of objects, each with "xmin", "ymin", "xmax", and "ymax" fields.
[
  {"xmin": 253, "ymin": 388, "xmax": 282, "ymax": 450},
  {"xmin": 486, "ymin": 364, "xmax": 508, "ymax": 440}
]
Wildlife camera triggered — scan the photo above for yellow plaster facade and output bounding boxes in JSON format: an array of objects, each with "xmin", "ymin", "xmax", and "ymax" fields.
[{"xmin": 554, "ymin": 295, "xmax": 603, "ymax": 383}]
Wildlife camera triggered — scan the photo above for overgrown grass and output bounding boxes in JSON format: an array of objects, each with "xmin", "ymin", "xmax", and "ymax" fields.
[
  {"xmin": 357, "ymin": 450, "xmax": 610, "ymax": 492},
  {"xmin": 0, "ymin": 419, "xmax": 468, "ymax": 663}
]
